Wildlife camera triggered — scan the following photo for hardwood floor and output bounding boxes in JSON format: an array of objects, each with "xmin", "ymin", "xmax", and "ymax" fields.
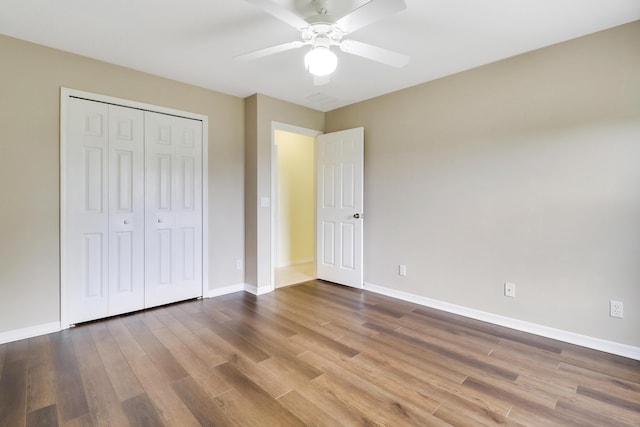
[{"xmin": 1, "ymin": 280, "xmax": 639, "ymax": 426}]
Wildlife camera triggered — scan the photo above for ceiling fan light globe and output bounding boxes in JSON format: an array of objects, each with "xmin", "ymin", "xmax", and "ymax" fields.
[{"xmin": 304, "ymin": 47, "xmax": 337, "ymax": 76}]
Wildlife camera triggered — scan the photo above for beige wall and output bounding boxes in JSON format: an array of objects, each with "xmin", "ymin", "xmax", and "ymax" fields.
[
  {"xmin": 326, "ymin": 22, "xmax": 640, "ymax": 346},
  {"xmin": 0, "ymin": 35, "xmax": 245, "ymax": 333},
  {"xmin": 275, "ymin": 130, "xmax": 315, "ymax": 267},
  {"xmin": 2, "ymin": 21, "xmax": 638, "ymax": 350},
  {"xmin": 244, "ymin": 94, "xmax": 324, "ymax": 290}
]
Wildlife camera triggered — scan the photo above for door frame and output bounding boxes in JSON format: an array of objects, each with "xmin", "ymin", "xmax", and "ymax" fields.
[
  {"xmin": 60, "ymin": 87, "xmax": 209, "ymax": 329},
  {"xmin": 270, "ymin": 122, "xmax": 322, "ymax": 289}
]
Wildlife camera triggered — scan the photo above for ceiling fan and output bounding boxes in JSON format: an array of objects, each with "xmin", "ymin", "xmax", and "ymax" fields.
[{"xmin": 236, "ymin": 0, "xmax": 410, "ymax": 79}]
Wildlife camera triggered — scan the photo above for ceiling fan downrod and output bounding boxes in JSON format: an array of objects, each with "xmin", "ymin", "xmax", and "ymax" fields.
[{"xmin": 312, "ymin": 0, "xmax": 329, "ymax": 16}]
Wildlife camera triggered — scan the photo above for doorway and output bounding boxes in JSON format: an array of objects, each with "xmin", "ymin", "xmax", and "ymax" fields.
[
  {"xmin": 270, "ymin": 123, "xmax": 365, "ymax": 290},
  {"xmin": 272, "ymin": 125, "xmax": 319, "ymax": 288}
]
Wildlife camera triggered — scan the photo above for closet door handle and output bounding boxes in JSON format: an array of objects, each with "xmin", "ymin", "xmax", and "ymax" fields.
[{"xmin": 124, "ymin": 220, "xmax": 130, "ymax": 225}]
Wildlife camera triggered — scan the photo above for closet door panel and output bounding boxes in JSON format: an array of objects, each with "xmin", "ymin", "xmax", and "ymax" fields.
[
  {"xmin": 145, "ymin": 112, "xmax": 203, "ymax": 308},
  {"xmin": 175, "ymin": 128, "xmax": 202, "ymax": 288},
  {"xmin": 65, "ymin": 98, "xmax": 110, "ymax": 323},
  {"xmin": 145, "ymin": 116, "xmax": 173, "ymax": 304},
  {"xmin": 108, "ymin": 105, "xmax": 145, "ymax": 315}
]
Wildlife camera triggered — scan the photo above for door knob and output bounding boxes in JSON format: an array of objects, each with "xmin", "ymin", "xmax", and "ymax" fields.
[
  {"xmin": 353, "ymin": 213, "xmax": 361, "ymax": 219},
  {"xmin": 157, "ymin": 219, "xmax": 163, "ymax": 223},
  {"xmin": 124, "ymin": 220, "xmax": 130, "ymax": 225}
]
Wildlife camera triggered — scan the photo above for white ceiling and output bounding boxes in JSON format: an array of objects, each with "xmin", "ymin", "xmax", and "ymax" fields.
[{"xmin": 1, "ymin": 0, "xmax": 639, "ymax": 112}]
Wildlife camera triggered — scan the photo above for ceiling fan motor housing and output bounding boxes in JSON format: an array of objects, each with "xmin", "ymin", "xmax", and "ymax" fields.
[{"xmin": 302, "ymin": 21, "xmax": 344, "ymax": 47}]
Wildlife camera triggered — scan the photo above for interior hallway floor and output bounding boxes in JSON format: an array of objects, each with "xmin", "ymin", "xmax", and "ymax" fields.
[{"xmin": 275, "ymin": 262, "xmax": 315, "ymax": 288}]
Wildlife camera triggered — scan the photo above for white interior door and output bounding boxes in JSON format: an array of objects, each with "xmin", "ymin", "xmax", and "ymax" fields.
[
  {"xmin": 316, "ymin": 127, "xmax": 364, "ymax": 288},
  {"xmin": 144, "ymin": 111, "xmax": 203, "ymax": 307},
  {"xmin": 65, "ymin": 98, "xmax": 145, "ymax": 323}
]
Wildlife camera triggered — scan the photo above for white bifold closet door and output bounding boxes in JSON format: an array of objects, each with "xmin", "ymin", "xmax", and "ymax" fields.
[{"xmin": 65, "ymin": 98, "xmax": 202, "ymax": 325}]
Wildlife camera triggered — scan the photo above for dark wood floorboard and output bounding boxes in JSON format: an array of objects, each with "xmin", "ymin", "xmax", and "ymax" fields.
[
  {"xmin": 49, "ymin": 332, "xmax": 90, "ymax": 424},
  {"xmin": 0, "ymin": 357, "xmax": 27, "ymax": 427},
  {"xmin": 1, "ymin": 280, "xmax": 639, "ymax": 426},
  {"xmin": 120, "ymin": 394, "xmax": 164, "ymax": 427},
  {"xmin": 26, "ymin": 336, "xmax": 56, "ymax": 414},
  {"xmin": 25, "ymin": 404, "xmax": 58, "ymax": 427}
]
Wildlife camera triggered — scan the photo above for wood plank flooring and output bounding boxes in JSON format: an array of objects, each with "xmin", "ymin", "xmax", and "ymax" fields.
[{"xmin": 1, "ymin": 280, "xmax": 639, "ymax": 426}]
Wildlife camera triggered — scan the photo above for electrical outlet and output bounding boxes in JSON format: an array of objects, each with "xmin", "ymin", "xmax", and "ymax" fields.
[
  {"xmin": 399, "ymin": 265, "xmax": 407, "ymax": 276},
  {"xmin": 610, "ymin": 300, "xmax": 623, "ymax": 318},
  {"xmin": 504, "ymin": 282, "xmax": 516, "ymax": 298}
]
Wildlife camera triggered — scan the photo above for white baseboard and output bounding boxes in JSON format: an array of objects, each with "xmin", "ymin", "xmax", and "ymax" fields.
[
  {"xmin": 208, "ymin": 283, "xmax": 276, "ymax": 298},
  {"xmin": 244, "ymin": 284, "xmax": 274, "ymax": 296},
  {"xmin": 1, "ymin": 284, "xmax": 250, "ymax": 344},
  {"xmin": 363, "ymin": 282, "xmax": 640, "ymax": 361},
  {"xmin": 0, "ymin": 321, "xmax": 61, "ymax": 345},
  {"xmin": 8, "ymin": 285, "xmax": 635, "ymax": 361},
  {"xmin": 207, "ymin": 283, "xmax": 246, "ymax": 298}
]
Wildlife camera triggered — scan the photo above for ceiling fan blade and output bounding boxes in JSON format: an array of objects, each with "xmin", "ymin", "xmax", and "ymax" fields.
[
  {"xmin": 235, "ymin": 41, "xmax": 304, "ymax": 61},
  {"xmin": 244, "ymin": 0, "xmax": 310, "ymax": 29},
  {"xmin": 335, "ymin": 0, "xmax": 406, "ymax": 34},
  {"xmin": 339, "ymin": 39, "xmax": 409, "ymax": 68}
]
